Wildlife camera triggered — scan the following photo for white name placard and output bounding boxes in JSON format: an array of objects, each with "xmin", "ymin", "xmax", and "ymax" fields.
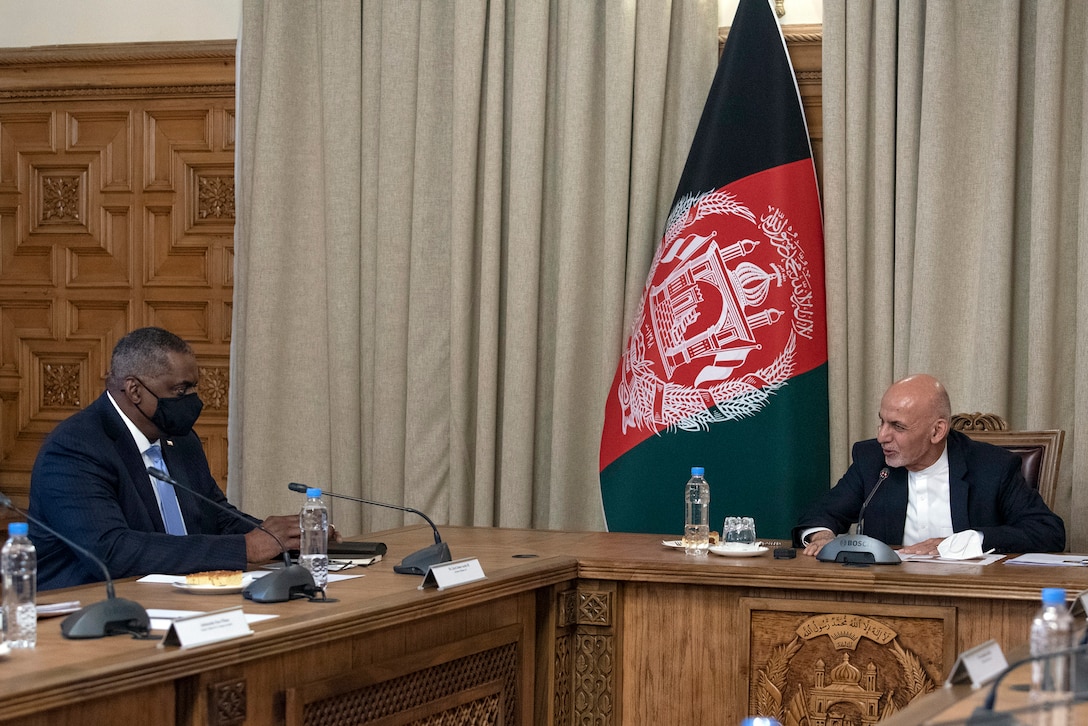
[
  {"xmin": 418, "ymin": 557, "xmax": 486, "ymax": 591},
  {"xmin": 159, "ymin": 606, "xmax": 253, "ymax": 649},
  {"xmin": 944, "ymin": 639, "xmax": 1008, "ymax": 689}
]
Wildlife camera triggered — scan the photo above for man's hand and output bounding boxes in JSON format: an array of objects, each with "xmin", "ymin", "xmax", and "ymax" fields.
[
  {"xmin": 803, "ymin": 530, "xmax": 835, "ymax": 557},
  {"xmin": 896, "ymin": 537, "xmax": 945, "ymax": 555},
  {"xmin": 244, "ymin": 515, "xmax": 343, "ymax": 563},
  {"xmin": 245, "ymin": 515, "xmax": 301, "ymax": 563}
]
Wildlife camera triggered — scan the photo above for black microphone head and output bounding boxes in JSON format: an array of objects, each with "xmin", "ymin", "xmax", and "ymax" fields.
[
  {"xmin": 147, "ymin": 466, "xmax": 172, "ymax": 482},
  {"xmin": 879, "ymin": 467, "xmax": 889, "ymax": 481},
  {"xmin": 288, "ymin": 482, "xmax": 308, "ymax": 493},
  {"xmin": 0, "ymin": 492, "xmax": 11, "ymax": 508}
]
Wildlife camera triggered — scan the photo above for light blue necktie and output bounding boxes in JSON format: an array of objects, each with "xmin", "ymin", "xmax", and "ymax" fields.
[{"xmin": 147, "ymin": 444, "xmax": 186, "ymax": 535}]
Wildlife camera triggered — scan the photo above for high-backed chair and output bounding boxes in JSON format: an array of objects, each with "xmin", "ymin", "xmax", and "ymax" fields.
[{"xmin": 950, "ymin": 412, "xmax": 1064, "ymax": 510}]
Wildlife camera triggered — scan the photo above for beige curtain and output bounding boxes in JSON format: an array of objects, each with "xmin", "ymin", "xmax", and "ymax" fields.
[
  {"xmin": 823, "ymin": 0, "xmax": 1088, "ymax": 548},
  {"xmin": 230, "ymin": 0, "xmax": 720, "ymax": 535}
]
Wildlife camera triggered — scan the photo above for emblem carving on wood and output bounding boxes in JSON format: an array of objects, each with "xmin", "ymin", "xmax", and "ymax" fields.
[
  {"xmin": 209, "ymin": 678, "xmax": 246, "ymax": 726},
  {"xmin": 42, "ymin": 363, "xmax": 81, "ymax": 408},
  {"xmin": 198, "ymin": 175, "xmax": 235, "ymax": 219},
  {"xmin": 578, "ymin": 590, "xmax": 612, "ymax": 626},
  {"xmin": 199, "ymin": 366, "xmax": 229, "ymax": 410},
  {"xmin": 752, "ymin": 613, "xmax": 937, "ymax": 725},
  {"xmin": 41, "ymin": 175, "xmax": 81, "ymax": 222}
]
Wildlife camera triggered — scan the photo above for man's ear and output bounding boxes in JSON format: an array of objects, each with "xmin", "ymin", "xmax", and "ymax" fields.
[
  {"xmin": 931, "ymin": 417, "xmax": 950, "ymax": 443},
  {"xmin": 121, "ymin": 376, "xmax": 142, "ymax": 405}
]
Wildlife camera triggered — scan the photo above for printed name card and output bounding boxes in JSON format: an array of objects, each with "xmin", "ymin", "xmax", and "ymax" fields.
[
  {"xmin": 418, "ymin": 557, "xmax": 486, "ymax": 591},
  {"xmin": 159, "ymin": 606, "xmax": 253, "ymax": 649},
  {"xmin": 1071, "ymin": 589, "xmax": 1088, "ymax": 619},
  {"xmin": 944, "ymin": 639, "xmax": 1008, "ymax": 689}
]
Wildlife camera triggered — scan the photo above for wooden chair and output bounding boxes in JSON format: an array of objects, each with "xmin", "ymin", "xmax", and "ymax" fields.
[{"xmin": 950, "ymin": 412, "xmax": 1064, "ymax": 509}]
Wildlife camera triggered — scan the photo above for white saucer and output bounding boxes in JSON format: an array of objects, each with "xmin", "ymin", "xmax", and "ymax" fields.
[
  {"xmin": 172, "ymin": 576, "xmax": 250, "ymax": 595},
  {"xmin": 709, "ymin": 545, "xmax": 769, "ymax": 558}
]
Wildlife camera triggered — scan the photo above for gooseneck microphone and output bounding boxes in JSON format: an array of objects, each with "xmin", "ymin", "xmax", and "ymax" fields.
[
  {"xmin": 816, "ymin": 466, "xmax": 901, "ymax": 565},
  {"xmin": 287, "ymin": 482, "xmax": 452, "ymax": 576},
  {"xmin": 147, "ymin": 468, "xmax": 318, "ymax": 602},
  {"xmin": 967, "ymin": 641, "xmax": 1088, "ymax": 723},
  {"xmin": 857, "ymin": 467, "xmax": 889, "ymax": 536},
  {"xmin": 0, "ymin": 492, "xmax": 150, "ymax": 639}
]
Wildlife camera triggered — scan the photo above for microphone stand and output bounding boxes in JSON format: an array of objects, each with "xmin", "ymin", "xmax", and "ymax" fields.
[
  {"xmin": 816, "ymin": 467, "xmax": 900, "ymax": 565},
  {"xmin": 0, "ymin": 493, "xmax": 150, "ymax": 639},
  {"xmin": 967, "ymin": 642, "xmax": 1088, "ymax": 724},
  {"xmin": 147, "ymin": 468, "xmax": 320, "ymax": 603},
  {"xmin": 287, "ymin": 482, "xmax": 452, "ymax": 575}
]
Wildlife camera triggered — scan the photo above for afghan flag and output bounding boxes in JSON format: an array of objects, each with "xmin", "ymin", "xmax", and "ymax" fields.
[{"xmin": 599, "ymin": 0, "xmax": 829, "ymax": 539}]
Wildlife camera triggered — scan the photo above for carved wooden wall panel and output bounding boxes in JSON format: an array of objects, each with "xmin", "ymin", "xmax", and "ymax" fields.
[{"xmin": 0, "ymin": 41, "xmax": 236, "ymax": 509}]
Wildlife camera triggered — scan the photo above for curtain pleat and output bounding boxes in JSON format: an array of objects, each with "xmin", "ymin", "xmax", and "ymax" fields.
[
  {"xmin": 824, "ymin": 0, "xmax": 1088, "ymax": 548},
  {"xmin": 232, "ymin": 0, "xmax": 719, "ymax": 535}
]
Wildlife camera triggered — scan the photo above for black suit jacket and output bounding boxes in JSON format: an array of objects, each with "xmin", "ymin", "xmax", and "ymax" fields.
[
  {"xmin": 792, "ymin": 429, "xmax": 1065, "ymax": 553},
  {"xmin": 29, "ymin": 392, "xmax": 258, "ymax": 590}
]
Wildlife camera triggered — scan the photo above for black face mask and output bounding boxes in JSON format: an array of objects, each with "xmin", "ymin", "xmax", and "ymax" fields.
[{"xmin": 134, "ymin": 377, "xmax": 204, "ymax": 437}]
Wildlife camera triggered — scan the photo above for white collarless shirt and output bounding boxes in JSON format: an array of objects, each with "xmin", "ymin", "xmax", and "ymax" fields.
[{"xmin": 901, "ymin": 447, "xmax": 952, "ymax": 546}]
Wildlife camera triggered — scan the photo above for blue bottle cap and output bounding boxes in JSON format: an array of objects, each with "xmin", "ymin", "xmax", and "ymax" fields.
[
  {"xmin": 691, "ymin": 466, "xmax": 704, "ymax": 476},
  {"xmin": 1041, "ymin": 587, "xmax": 1066, "ymax": 605},
  {"xmin": 741, "ymin": 719, "xmax": 782, "ymax": 726},
  {"xmin": 7, "ymin": 522, "xmax": 27, "ymax": 537},
  {"xmin": 306, "ymin": 488, "xmax": 322, "ymax": 498}
]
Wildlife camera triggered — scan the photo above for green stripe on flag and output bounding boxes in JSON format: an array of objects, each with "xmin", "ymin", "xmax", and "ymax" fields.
[{"xmin": 600, "ymin": 364, "xmax": 831, "ymax": 539}]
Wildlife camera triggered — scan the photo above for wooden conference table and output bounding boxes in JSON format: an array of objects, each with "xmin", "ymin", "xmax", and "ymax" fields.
[{"xmin": 2, "ymin": 526, "xmax": 1087, "ymax": 725}]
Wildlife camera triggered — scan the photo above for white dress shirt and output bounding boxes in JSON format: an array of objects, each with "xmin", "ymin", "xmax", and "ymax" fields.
[{"xmin": 106, "ymin": 391, "xmax": 189, "ymax": 535}]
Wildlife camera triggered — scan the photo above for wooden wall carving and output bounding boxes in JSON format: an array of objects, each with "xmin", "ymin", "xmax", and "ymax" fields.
[{"xmin": 0, "ymin": 41, "xmax": 237, "ymax": 507}]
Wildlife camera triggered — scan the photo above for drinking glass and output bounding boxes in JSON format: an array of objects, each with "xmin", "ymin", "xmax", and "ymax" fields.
[
  {"xmin": 738, "ymin": 516, "xmax": 757, "ymax": 545},
  {"xmin": 723, "ymin": 517, "xmax": 742, "ymax": 543}
]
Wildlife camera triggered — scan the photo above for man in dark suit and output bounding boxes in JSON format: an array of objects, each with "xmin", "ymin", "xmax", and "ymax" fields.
[
  {"xmin": 29, "ymin": 327, "xmax": 312, "ymax": 590},
  {"xmin": 794, "ymin": 374, "xmax": 1065, "ymax": 556}
]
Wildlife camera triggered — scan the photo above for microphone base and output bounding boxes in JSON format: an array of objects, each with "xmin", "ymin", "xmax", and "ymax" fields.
[
  {"xmin": 966, "ymin": 707, "xmax": 1018, "ymax": 725},
  {"xmin": 394, "ymin": 541, "xmax": 452, "ymax": 576},
  {"xmin": 243, "ymin": 564, "xmax": 318, "ymax": 603},
  {"xmin": 816, "ymin": 534, "xmax": 901, "ymax": 565},
  {"xmin": 61, "ymin": 597, "xmax": 150, "ymax": 639}
]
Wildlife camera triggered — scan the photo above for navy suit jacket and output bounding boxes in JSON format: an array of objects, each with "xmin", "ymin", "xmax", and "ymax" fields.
[
  {"xmin": 793, "ymin": 429, "xmax": 1065, "ymax": 553},
  {"xmin": 29, "ymin": 392, "xmax": 258, "ymax": 590}
]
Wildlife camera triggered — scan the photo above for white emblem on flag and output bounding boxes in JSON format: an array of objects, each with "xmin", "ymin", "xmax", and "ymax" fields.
[{"xmin": 619, "ymin": 187, "xmax": 816, "ymax": 435}]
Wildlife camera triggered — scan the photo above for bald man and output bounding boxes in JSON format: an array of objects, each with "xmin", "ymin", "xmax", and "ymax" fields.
[{"xmin": 794, "ymin": 374, "xmax": 1065, "ymax": 556}]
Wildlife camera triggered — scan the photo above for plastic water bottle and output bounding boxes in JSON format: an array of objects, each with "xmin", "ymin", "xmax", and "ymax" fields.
[
  {"xmin": 2, "ymin": 522, "xmax": 37, "ymax": 648},
  {"xmin": 1029, "ymin": 587, "xmax": 1074, "ymax": 701},
  {"xmin": 299, "ymin": 488, "xmax": 329, "ymax": 590},
  {"xmin": 684, "ymin": 467, "xmax": 710, "ymax": 556}
]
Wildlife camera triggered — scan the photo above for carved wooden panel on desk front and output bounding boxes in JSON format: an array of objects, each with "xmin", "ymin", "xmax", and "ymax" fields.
[
  {"xmin": 554, "ymin": 582, "xmax": 617, "ymax": 724},
  {"xmin": 740, "ymin": 598, "xmax": 956, "ymax": 726}
]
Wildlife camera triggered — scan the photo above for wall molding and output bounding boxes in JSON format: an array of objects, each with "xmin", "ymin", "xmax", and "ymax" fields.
[{"xmin": 0, "ymin": 40, "xmax": 236, "ymax": 100}]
